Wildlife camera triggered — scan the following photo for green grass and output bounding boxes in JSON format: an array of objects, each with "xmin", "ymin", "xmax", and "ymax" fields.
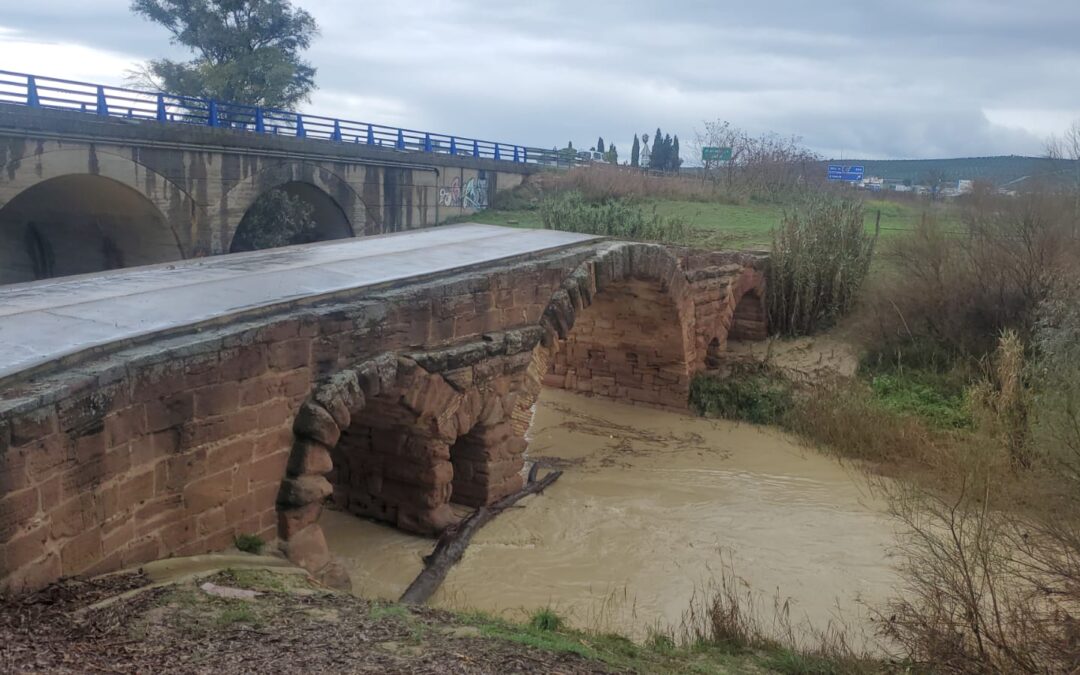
[
  {"xmin": 867, "ymin": 372, "xmax": 972, "ymax": 430},
  {"xmin": 455, "ymin": 610, "xmax": 757, "ymax": 674},
  {"xmin": 369, "ymin": 602, "xmax": 412, "ymax": 622},
  {"xmin": 463, "ymin": 195, "xmax": 963, "ymax": 250},
  {"xmin": 215, "ymin": 603, "xmax": 262, "ymax": 628}
]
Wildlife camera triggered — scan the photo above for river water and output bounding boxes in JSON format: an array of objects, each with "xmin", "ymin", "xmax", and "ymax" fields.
[{"xmin": 321, "ymin": 389, "xmax": 898, "ymax": 643}]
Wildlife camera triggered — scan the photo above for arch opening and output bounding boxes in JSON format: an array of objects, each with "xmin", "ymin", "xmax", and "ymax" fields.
[
  {"xmin": 729, "ymin": 290, "xmax": 767, "ymax": 342},
  {"xmin": 323, "ymin": 365, "xmax": 523, "ymax": 537},
  {"xmin": 0, "ymin": 174, "xmax": 183, "ymax": 284},
  {"xmin": 705, "ymin": 337, "xmax": 722, "ymax": 369},
  {"xmin": 230, "ymin": 181, "xmax": 353, "ymax": 252}
]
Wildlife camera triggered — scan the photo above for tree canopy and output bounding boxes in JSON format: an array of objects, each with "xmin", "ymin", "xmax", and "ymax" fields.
[{"xmin": 131, "ymin": 0, "xmax": 319, "ymax": 109}]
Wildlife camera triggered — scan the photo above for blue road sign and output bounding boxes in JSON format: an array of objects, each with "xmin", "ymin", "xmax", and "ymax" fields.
[{"xmin": 828, "ymin": 165, "xmax": 865, "ymax": 182}]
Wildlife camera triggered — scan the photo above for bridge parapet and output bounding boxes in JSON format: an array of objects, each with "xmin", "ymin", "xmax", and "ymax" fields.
[{"xmin": 0, "ymin": 233, "xmax": 766, "ymax": 592}]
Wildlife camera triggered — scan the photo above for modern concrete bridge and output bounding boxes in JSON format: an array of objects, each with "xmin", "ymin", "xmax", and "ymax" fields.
[
  {"xmin": 0, "ymin": 82, "xmax": 540, "ymax": 285},
  {"xmin": 0, "ymin": 224, "xmax": 767, "ymax": 593}
]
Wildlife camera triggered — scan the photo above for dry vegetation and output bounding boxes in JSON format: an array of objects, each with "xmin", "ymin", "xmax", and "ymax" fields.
[{"xmin": 692, "ymin": 185, "xmax": 1080, "ymax": 672}]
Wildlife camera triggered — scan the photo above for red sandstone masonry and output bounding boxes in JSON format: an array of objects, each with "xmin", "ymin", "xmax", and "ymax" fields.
[{"xmin": 0, "ymin": 241, "xmax": 767, "ymax": 593}]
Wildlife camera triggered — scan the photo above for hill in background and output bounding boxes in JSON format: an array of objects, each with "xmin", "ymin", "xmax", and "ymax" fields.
[{"xmin": 824, "ymin": 155, "xmax": 1077, "ymax": 186}]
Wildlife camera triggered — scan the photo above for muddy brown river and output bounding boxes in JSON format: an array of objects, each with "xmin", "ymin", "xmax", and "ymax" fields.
[{"xmin": 321, "ymin": 389, "xmax": 897, "ymax": 643}]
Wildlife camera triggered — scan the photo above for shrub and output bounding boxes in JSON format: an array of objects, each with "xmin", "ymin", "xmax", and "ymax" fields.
[
  {"xmin": 689, "ymin": 368, "xmax": 792, "ymax": 425},
  {"xmin": 784, "ymin": 378, "xmax": 939, "ymax": 468},
  {"xmin": 529, "ymin": 608, "xmax": 563, "ymax": 632},
  {"xmin": 864, "ymin": 189, "xmax": 1077, "ymax": 362},
  {"xmin": 968, "ymin": 330, "xmax": 1033, "ymax": 470},
  {"xmin": 1031, "ymin": 274, "xmax": 1080, "ymax": 484},
  {"xmin": 882, "ymin": 480, "xmax": 1080, "ymax": 673},
  {"xmin": 767, "ymin": 197, "xmax": 877, "ymax": 336},
  {"xmin": 539, "ymin": 191, "xmax": 691, "ymax": 244},
  {"xmin": 234, "ymin": 533, "xmax": 264, "ymax": 555}
]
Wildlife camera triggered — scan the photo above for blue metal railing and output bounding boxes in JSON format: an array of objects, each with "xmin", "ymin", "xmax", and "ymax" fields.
[{"xmin": 0, "ymin": 69, "xmax": 567, "ymax": 166}]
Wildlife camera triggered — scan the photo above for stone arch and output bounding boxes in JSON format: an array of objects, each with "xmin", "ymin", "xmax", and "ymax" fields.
[
  {"xmin": 219, "ymin": 162, "xmax": 365, "ymax": 252},
  {"xmin": 0, "ymin": 173, "xmax": 186, "ymax": 284},
  {"xmin": 277, "ymin": 334, "xmax": 539, "ymax": 582},
  {"xmin": 729, "ymin": 287, "xmax": 767, "ymax": 341},
  {"xmin": 0, "ymin": 147, "xmax": 195, "ymax": 284},
  {"xmin": 531, "ymin": 243, "xmax": 697, "ymax": 411}
]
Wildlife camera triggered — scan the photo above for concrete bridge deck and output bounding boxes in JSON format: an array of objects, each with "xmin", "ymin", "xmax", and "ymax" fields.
[{"xmin": 0, "ymin": 224, "xmax": 596, "ymax": 382}]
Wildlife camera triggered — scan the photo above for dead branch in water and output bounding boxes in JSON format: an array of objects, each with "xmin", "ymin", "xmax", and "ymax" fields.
[{"xmin": 399, "ymin": 466, "xmax": 563, "ymax": 605}]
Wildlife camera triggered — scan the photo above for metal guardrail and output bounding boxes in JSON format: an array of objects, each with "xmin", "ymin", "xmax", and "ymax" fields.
[{"xmin": 0, "ymin": 69, "xmax": 570, "ymax": 166}]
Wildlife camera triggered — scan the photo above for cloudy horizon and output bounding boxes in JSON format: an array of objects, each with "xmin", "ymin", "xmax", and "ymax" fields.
[{"xmin": 2, "ymin": 0, "xmax": 1079, "ymax": 162}]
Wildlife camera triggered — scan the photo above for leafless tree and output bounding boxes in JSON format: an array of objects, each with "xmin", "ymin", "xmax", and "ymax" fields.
[
  {"xmin": 692, "ymin": 119, "xmax": 820, "ymax": 199},
  {"xmin": 1045, "ymin": 118, "xmax": 1080, "ymax": 226}
]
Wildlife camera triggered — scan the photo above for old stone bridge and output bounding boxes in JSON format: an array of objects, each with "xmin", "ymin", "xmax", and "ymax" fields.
[
  {"xmin": 0, "ymin": 224, "xmax": 767, "ymax": 592},
  {"xmin": 0, "ymin": 104, "xmax": 534, "ymax": 285}
]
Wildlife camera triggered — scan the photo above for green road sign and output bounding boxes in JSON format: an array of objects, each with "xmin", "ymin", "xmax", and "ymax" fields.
[{"xmin": 702, "ymin": 146, "xmax": 733, "ymax": 162}]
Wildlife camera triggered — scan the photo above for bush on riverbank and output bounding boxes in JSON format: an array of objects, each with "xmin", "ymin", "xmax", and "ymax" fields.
[
  {"xmin": 767, "ymin": 197, "xmax": 878, "ymax": 336},
  {"xmin": 539, "ymin": 191, "xmax": 693, "ymax": 243},
  {"xmin": 689, "ymin": 365, "xmax": 793, "ymax": 424}
]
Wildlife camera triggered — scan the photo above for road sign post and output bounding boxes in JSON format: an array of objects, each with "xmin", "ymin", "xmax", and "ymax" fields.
[
  {"xmin": 827, "ymin": 164, "xmax": 865, "ymax": 182},
  {"xmin": 702, "ymin": 146, "xmax": 733, "ymax": 162}
]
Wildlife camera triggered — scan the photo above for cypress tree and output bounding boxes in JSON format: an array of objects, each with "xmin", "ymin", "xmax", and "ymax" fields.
[
  {"xmin": 650, "ymin": 127, "xmax": 663, "ymax": 170},
  {"xmin": 671, "ymin": 135, "xmax": 682, "ymax": 172},
  {"xmin": 630, "ymin": 135, "xmax": 640, "ymax": 167},
  {"xmin": 596, "ymin": 137, "xmax": 605, "ymax": 154}
]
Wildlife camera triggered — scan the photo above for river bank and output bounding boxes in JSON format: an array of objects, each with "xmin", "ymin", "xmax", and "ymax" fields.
[{"xmin": 323, "ymin": 388, "xmax": 898, "ymax": 649}]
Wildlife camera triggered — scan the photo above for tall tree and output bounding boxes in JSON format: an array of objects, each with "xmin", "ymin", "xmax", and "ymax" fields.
[
  {"xmin": 130, "ymin": 0, "xmax": 319, "ymax": 109},
  {"xmin": 630, "ymin": 134, "xmax": 640, "ymax": 168},
  {"xmin": 605, "ymin": 144, "xmax": 618, "ymax": 164},
  {"xmin": 671, "ymin": 135, "xmax": 682, "ymax": 172},
  {"xmin": 596, "ymin": 137, "xmax": 605, "ymax": 154},
  {"xmin": 650, "ymin": 127, "xmax": 663, "ymax": 170}
]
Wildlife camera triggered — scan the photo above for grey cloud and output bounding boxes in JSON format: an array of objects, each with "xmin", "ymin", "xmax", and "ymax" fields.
[{"xmin": 3, "ymin": 0, "xmax": 1079, "ymax": 159}]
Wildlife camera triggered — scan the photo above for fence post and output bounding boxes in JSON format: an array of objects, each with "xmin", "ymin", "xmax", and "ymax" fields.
[
  {"xmin": 396, "ymin": 129, "xmax": 405, "ymax": 150},
  {"xmin": 156, "ymin": 95, "xmax": 167, "ymax": 122},
  {"xmin": 472, "ymin": 140, "xmax": 479, "ymax": 158},
  {"xmin": 424, "ymin": 133, "xmax": 432, "ymax": 152},
  {"xmin": 513, "ymin": 145, "xmax": 520, "ymax": 163},
  {"xmin": 523, "ymin": 147, "xmax": 529, "ymax": 163},
  {"xmin": 26, "ymin": 76, "xmax": 40, "ymax": 108},
  {"xmin": 494, "ymin": 143, "xmax": 501, "ymax": 161},
  {"xmin": 331, "ymin": 119, "xmax": 342, "ymax": 142},
  {"xmin": 367, "ymin": 124, "xmax": 375, "ymax": 145},
  {"xmin": 450, "ymin": 137, "xmax": 457, "ymax": 156},
  {"xmin": 296, "ymin": 114, "xmax": 306, "ymax": 138},
  {"xmin": 96, "ymin": 86, "xmax": 109, "ymax": 116},
  {"xmin": 255, "ymin": 108, "xmax": 265, "ymax": 133},
  {"xmin": 207, "ymin": 100, "xmax": 218, "ymax": 127}
]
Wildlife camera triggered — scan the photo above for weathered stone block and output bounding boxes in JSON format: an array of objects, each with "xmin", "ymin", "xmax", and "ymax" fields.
[
  {"xmin": 293, "ymin": 402, "xmax": 340, "ymax": 447},
  {"xmin": 276, "ymin": 475, "xmax": 333, "ymax": 507}
]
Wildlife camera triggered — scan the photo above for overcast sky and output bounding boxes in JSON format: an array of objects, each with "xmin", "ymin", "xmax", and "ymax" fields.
[{"xmin": 2, "ymin": 1, "xmax": 1079, "ymax": 161}]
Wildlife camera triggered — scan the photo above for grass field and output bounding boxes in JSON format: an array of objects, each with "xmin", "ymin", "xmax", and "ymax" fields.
[{"xmin": 465, "ymin": 196, "xmax": 963, "ymax": 248}]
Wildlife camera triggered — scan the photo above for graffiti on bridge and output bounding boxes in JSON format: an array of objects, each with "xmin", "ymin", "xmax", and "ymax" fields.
[{"xmin": 439, "ymin": 176, "xmax": 488, "ymax": 210}]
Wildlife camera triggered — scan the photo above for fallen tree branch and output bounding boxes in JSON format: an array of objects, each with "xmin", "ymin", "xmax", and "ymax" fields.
[{"xmin": 399, "ymin": 467, "xmax": 563, "ymax": 605}]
